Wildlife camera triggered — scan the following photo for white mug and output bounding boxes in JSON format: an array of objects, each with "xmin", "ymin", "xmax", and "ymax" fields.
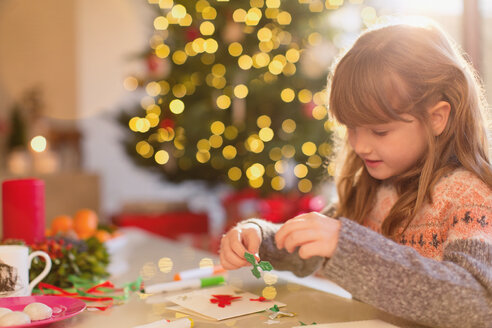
[{"xmin": 0, "ymin": 245, "xmax": 52, "ymax": 297}]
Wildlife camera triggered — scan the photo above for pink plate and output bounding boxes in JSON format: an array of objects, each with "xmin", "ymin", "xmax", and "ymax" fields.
[{"xmin": 0, "ymin": 295, "xmax": 86, "ymax": 327}]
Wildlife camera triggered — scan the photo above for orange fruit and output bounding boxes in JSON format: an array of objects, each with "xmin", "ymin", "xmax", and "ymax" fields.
[
  {"xmin": 51, "ymin": 215, "xmax": 73, "ymax": 235},
  {"xmin": 73, "ymin": 209, "xmax": 98, "ymax": 239},
  {"xmin": 95, "ymin": 230, "xmax": 111, "ymax": 243}
]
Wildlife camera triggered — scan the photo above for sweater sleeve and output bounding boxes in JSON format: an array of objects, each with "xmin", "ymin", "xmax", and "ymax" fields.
[{"xmin": 323, "ymin": 217, "xmax": 492, "ymax": 328}]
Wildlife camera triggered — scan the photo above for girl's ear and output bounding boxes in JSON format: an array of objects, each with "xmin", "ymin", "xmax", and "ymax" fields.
[{"xmin": 428, "ymin": 101, "xmax": 451, "ymax": 136}]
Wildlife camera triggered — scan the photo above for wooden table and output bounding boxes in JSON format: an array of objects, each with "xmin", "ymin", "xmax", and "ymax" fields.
[{"xmin": 50, "ymin": 228, "xmax": 418, "ymax": 328}]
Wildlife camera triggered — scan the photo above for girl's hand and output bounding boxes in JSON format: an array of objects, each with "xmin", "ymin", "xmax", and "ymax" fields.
[
  {"xmin": 275, "ymin": 212, "xmax": 341, "ymax": 259},
  {"xmin": 219, "ymin": 223, "xmax": 262, "ymax": 270}
]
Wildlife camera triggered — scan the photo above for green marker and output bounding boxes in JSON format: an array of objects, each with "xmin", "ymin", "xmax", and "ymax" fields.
[{"xmin": 144, "ymin": 276, "xmax": 225, "ymax": 294}]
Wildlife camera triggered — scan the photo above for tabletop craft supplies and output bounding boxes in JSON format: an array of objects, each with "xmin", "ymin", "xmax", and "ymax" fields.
[
  {"xmin": 165, "ymin": 285, "xmax": 287, "ymax": 321},
  {"xmin": 0, "ymin": 178, "xmax": 142, "ymax": 316},
  {"xmin": 136, "ymin": 252, "xmax": 302, "ymax": 327},
  {"xmin": 36, "ymin": 275, "xmax": 143, "ymax": 311},
  {"xmin": 1, "ymin": 179, "xmax": 316, "ymax": 326}
]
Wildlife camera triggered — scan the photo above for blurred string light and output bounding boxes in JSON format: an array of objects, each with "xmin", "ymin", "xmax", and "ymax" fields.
[
  {"xmin": 31, "ymin": 136, "xmax": 47, "ymax": 153},
  {"xmin": 123, "ymin": 76, "xmax": 139, "ymax": 91},
  {"xmin": 127, "ymin": 0, "xmax": 366, "ymax": 193}
]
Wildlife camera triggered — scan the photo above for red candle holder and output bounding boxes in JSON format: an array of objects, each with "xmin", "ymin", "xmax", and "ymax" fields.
[{"xmin": 2, "ymin": 178, "xmax": 46, "ymax": 244}]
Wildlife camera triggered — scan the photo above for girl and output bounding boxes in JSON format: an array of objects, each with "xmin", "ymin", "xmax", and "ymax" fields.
[{"xmin": 220, "ymin": 18, "xmax": 492, "ymax": 328}]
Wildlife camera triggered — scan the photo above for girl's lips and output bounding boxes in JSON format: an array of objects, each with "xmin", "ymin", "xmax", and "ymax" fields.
[{"xmin": 364, "ymin": 159, "xmax": 383, "ymax": 167}]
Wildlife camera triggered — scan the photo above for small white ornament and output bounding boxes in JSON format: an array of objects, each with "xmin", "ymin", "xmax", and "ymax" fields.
[
  {"xmin": 0, "ymin": 311, "xmax": 31, "ymax": 326},
  {"xmin": 23, "ymin": 302, "xmax": 53, "ymax": 321},
  {"xmin": 0, "ymin": 309, "xmax": 11, "ymax": 319}
]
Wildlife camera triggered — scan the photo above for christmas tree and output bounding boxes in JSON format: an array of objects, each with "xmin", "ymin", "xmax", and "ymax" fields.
[
  {"xmin": 7, "ymin": 104, "xmax": 27, "ymax": 151},
  {"xmin": 120, "ymin": 0, "xmax": 356, "ymax": 194}
]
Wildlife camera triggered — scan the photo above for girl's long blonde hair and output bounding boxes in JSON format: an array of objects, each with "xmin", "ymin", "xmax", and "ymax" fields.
[{"xmin": 328, "ymin": 18, "xmax": 492, "ymax": 239}]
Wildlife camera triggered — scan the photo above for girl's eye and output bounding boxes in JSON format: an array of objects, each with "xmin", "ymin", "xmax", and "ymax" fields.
[{"xmin": 372, "ymin": 130, "xmax": 388, "ymax": 136}]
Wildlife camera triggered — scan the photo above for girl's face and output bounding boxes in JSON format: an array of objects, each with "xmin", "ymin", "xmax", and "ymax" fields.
[{"xmin": 347, "ymin": 114, "xmax": 428, "ymax": 180}]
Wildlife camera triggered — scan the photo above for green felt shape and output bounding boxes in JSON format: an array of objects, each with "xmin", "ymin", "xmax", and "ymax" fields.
[
  {"xmin": 251, "ymin": 266, "xmax": 261, "ymax": 279},
  {"xmin": 244, "ymin": 252, "xmax": 257, "ymax": 265},
  {"xmin": 258, "ymin": 261, "xmax": 273, "ymax": 271},
  {"xmin": 244, "ymin": 252, "xmax": 274, "ymax": 279},
  {"xmin": 269, "ymin": 304, "xmax": 280, "ymax": 312}
]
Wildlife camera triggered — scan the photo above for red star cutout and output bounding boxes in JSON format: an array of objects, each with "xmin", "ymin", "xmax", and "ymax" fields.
[{"xmin": 210, "ymin": 294, "xmax": 242, "ymax": 307}]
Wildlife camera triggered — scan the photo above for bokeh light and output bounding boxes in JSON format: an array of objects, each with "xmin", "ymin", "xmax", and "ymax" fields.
[{"xmin": 31, "ymin": 136, "xmax": 47, "ymax": 153}]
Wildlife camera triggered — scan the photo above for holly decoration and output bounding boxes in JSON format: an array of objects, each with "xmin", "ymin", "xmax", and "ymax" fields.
[
  {"xmin": 244, "ymin": 252, "xmax": 273, "ymax": 279},
  {"xmin": 29, "ymin": 236, "xmax": 109, "ymax": 288}
]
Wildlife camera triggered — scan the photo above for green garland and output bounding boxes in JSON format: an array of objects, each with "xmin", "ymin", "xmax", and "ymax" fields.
[{"xmin": 2, "ymin": 237, "xmax": 110, "ymax": 288}]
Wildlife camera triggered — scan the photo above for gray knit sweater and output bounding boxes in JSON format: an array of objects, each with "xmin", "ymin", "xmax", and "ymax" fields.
[{"xmin": 244, "ymin": 217, "xmax": 492, "ymax": 328}]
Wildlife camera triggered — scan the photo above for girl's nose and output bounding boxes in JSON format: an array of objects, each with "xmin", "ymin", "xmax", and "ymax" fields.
[
  {"xmin": 354, "ymin": 139, "xmax": 372, "ymax": 156},
  {"xmin": 349, "ymin": 130, "xmax": 372, "ymax": 156}
]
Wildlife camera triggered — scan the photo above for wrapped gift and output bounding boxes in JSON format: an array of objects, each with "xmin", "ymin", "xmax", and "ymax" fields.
[{"xmin": 222, "ymin": 188, "xmax": 326, "ymax": 231}]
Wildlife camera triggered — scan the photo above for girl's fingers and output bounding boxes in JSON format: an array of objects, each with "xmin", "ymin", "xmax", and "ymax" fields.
[
  {"xmin": 243, "ymin": 230, "xmax": 261, "ymax": 255},
  {"xmin": 220, "ymin": 230, "xmax": 245, "ymax": 269},
  {"xmin": 220, "ymin": 237, "xmax": 249, "ymax": 269},
  {"xmin": 276, "ymin": 212, "xmax": 330, "ymax": 249},
  {"xmin": 275, "ymin": 218, "xmax": 309, "ymax": 249},
  {"xmin": 219, "ymin": 244, "xmax": 235, "ymax": 270},
  {"xmin": 220, "ymin": 248, "xmax": 249, "ymax": 269},
  {"xmin": 283, "ymin": 229, "xmax": 319, "ymax": 253},
  {"xmin": 219, "ymin": 250, "xmax": 234, "ymax": 270},
  {"xmin": 297, "ymin": 241, "xmax": 325, "ymax": 259},
  {"xmin": 219, "ymin": 224, "xmax": 265, "ymax": 270},
  {"xmin": 230, "ymin": 230, "xmax": 249, "ymax": 260},
  {"xmin": 225, "ymin": 250, "xmax": 249, "ymax": 268}
]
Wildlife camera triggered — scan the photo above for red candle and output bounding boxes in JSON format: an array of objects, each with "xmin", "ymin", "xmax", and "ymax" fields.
[{"xmin": 2, "ymin": 178, "xmax": 45, "ymax": 244}]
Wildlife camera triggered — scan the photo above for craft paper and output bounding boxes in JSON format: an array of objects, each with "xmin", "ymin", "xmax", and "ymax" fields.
[
  {"xmin": 292, "ymin": 319, "xmax": 399, "ymax": 328},
  {"xmin": 167, "ymin": 305, "xmax": 214, "ymax": 320},
  {"xmin": 166, "ymin": 285, "xmax": 286, "ymax": 320}
]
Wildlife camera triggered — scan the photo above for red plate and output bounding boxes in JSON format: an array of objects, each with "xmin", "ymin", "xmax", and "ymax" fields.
[{"xmin": 0, "ymin": 296, "xmax": 86, "ymax": 327}]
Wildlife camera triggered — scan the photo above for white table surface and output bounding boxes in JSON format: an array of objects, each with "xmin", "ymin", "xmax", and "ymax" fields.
[{"xmin": 48, "ymin": 228, "xmax": 418, "ymax": 328}]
